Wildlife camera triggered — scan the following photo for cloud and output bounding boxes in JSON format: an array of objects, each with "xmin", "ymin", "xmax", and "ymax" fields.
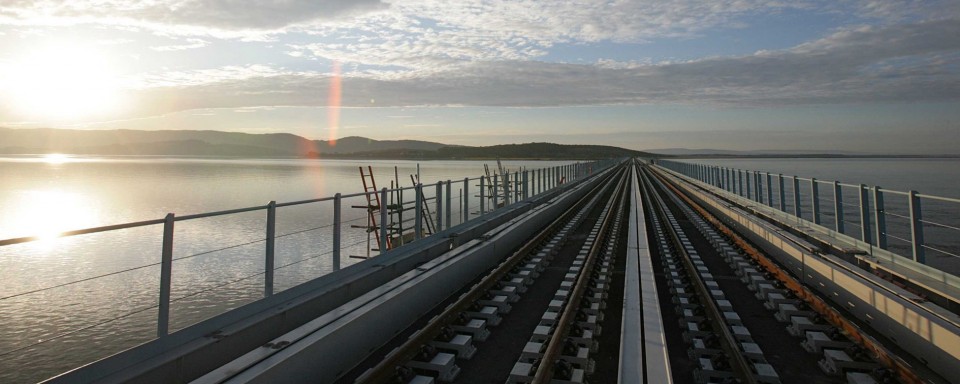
[
  {"xmin": 116, "ymin": 19, "xmax": 959, "ymax": 116},
  {"xmin": 283, "ymin": 1, "xmax": 960, "ymax": 77},
  {"xmin": 290, "ymin": 1, "xmax": 804, "ymax": 72},
  {"xmin": 0, "ymin": 0, "xmax": 386, "ymax": 31},
  {"xmin": 151, "ymin": 38, "xmax": 209, "ymax": 51}
]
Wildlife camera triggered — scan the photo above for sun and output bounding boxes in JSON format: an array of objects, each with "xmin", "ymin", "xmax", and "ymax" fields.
[{"xmin": 0, "ymin": 43, "xmax": 125, "ymax": 121}]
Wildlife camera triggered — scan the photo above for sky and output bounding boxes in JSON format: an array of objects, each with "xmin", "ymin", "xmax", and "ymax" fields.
[{"xmin": 0, "ymin": 1, "xmax": 958, "ymax": 154}]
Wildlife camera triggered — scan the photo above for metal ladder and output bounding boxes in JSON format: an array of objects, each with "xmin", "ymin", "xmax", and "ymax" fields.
[{"xmin": 358, "ymin": 166, "xmax": 390, "ymax": 255}]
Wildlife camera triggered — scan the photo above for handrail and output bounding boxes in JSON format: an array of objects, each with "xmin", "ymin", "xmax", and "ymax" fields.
[
  {"xmin": 0, "ymin": 159, "xmax": 621, "ymax": 381},
  {"xmin": 655, "ymin": 159, "xmax": 960, "ymax": 271},
  {"xmin": 0, "ymin": 218, "xmax": 167, "ymax": 246}
]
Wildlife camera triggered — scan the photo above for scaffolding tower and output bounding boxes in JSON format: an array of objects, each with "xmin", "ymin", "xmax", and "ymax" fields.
[{"xmin": 351, "ymin": 166, "xmax": 435, "ymax": 258}]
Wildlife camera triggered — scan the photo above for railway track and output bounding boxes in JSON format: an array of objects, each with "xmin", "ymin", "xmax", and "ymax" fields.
[
  {"xmin": 187, "ymin": 160, "xmax": 946, "ymax": 384},
  {"xmin": 348, "ymin": 164, "xmax": 630, "ymax": 384},
  {"xmin": 639, "ymin": 163, "xmax": 928, "ymax": 384}
]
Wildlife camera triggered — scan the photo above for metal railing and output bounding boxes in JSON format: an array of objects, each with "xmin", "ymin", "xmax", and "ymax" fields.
[
  {"xmin": 0, "ymin": 160, "xmax": 612, "ymax": 366},
  {"xmin": 654, "ymin": 160, "xmax": 960, "ymax": 274}
]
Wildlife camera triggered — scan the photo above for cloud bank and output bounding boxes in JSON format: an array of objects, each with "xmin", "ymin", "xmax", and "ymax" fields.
[{"xmin": 116, "ymin": 19, "xmax": 959, "ymax": 118}]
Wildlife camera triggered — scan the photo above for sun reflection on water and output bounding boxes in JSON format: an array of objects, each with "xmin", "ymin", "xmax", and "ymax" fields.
[
  {"xmin": 43, "ymin": 153, "xmax": 71, "ymax": 164},
  {"xmin": 5, "ymin": 190, "xmax": 99, "ymax": 245}
]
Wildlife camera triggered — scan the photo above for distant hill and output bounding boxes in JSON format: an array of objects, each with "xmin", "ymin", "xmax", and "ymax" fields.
[
  {"xmin": 647, "ymin": 148, "xmax": 868, "ymax": 156},
  {"xmin": 0, "ymin": 127, "xmax": 448, "ymax": 157},
  {"xmin": 435, "ymin": 143, "xmax": 645, "ymax": 159},
  {"xmin": 317, "ymin": 142, "xmax": 650, "ymax": 160},
  {"xmin": 0, "ymin": 127, "xmax": 648, "ymax": 160}
]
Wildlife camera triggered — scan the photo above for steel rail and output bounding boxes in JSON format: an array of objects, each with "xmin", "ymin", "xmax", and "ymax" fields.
[
  {"xmin": 640, "ymin": 166, "xmax": 759, "ymax": 384},
  {"xmin": 355, "ymin": 164, "xmax": 625, "ymax": 384},
  {"xmin": 648, "ymin": 166, "xmax": 927, "ymax": 384},
  {"xmin": 531, "ymin": 167, "xmax": 628, "ymax": 384}
]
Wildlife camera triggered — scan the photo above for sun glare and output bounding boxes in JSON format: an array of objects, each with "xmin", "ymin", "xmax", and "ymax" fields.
[
  {"xmin": 0, "ymin": 43, "xmax": 125, "ymax": 121},
  {"xmin": 7, "ymin": 190, "xmax": 98, "ymax": 244},
  {"xmin": 43, "ymin": 153, "xmax": 70, "ymax": 164}
]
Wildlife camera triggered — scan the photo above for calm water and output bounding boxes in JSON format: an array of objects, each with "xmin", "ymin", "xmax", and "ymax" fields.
[
  {"xmin": 0, "ymin": 156, "xmax": 572, "ymax": 383},
  {"xmin": 1, "ymin": 157, "xmax": 958, "ymax": 383}
]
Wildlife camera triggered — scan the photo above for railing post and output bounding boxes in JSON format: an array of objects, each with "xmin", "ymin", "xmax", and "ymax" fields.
[
  {"xmin": 810, "ymin": 179, "xmax": 820, "ymax": 225},
  {"xmin": 463, "ymin": 177, "xmax": 469, "ymax": 222},
  {"xmin": 729, "ymin": 168, "xmax": 734, "ymax": 193},
  {"xmin": 745, "ymin": 170, "xmax": 752, "ymax": 199},
  {"xmin": 515, "ymin": 170, "xmax": 520, "ymax": 199},
  {"xmin": 492, "ymin": 174, "xmax": 499, "ymax": 209},
  {"xmin": 858, "ymin": 184, "xmax": 871, "ymax": 245},
  {"xmin": 834, "ymin": 181, "xmax": 844, "ymax": 233},
  {"xmin": 435, "ymin": 182, "xmax": 443, "ymax": 232},
  {"xmin": 415, "ymin": 185, "xmax": 423, "ymax": 239},
  {"xmin": 778, "ymin": 174, "xmax": 786, "ymax": 211},
  {"xmin": 479, "ymin": 176, "xmax": 486, "ymax": 214},
  {"xmin": 726, "ymin": 168, "xmax": 731, "ymax": 192},
  {"xmin": 504, "ymin": 173, "xmax": 511, "ymax": 205},
  {"xmin": 793, "ymin": 176, "xmax": 801, "ymax": 218},
  {"xmin": 753, "ymin": 171, "xmax": 763, "ymax": 204},
  {"xmin": 737, "ymin": 170, "xmax": 743, "ymax": 196},
  {"xmin": 333, "ymin": 193, "xmax": 342, "ymax": 268},
  {"xmin": 265, "ymin": 201, "xmax": 276, "ymax": 297},
  {"xmin": 731, "ymin": 169, "xmax": 740, "ymax": 195},
  {"xmin": 380, "ymin": 188, "xmax": 388, "ymax": 253},
  {"xmin": 874, "ymin": 186, "xmax": 887, "ymax": 249},
  {"xmin": 157, "ymin": 213, "xmax": 174, "ymax": 338},
  {"xmin": 445, "ymin": 181, "xmax": 452, "ymax": 230},
  {"xmin": 909, "ymin": 190, "xmax": 925, "ymax": 263},
  {"xmin": 538, "ymin": 168, "xmax": 542, "ymax": 195},
  {"xmin": 523, "ymin": 170, "xmax": 529, "ymax": 200},
  {"xmin": 766, "ymin": 173, "xmax": 773, "ymax": 207}
]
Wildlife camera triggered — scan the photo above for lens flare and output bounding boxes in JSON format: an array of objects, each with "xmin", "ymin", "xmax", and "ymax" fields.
[{"xmin": 327, "ymin": 61, "xmax": 342, "ymax": 146}]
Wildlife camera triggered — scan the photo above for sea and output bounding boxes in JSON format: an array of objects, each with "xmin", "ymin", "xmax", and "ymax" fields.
[{"xmin": 0, "ymin": 156, "xmax": 958, "ymax": 383}]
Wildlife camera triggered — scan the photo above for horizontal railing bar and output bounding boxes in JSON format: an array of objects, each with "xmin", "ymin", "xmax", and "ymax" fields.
[
  {"xmin": 882, "ymin": 189, "xmax": 910, "ymax": 196},
  {"xmin": 0, "ymin": 261, "xmax": 162, "ymax": 301},
  {"xmin": 920, "ymin": 244, "xmax": 960, "ymax": 259},
  {"xmin": 0, "ymin": 172, "xmax": 511, "ymax": 247},
  {"xmin": 177, "ymin": 205, "xmax": 268, "ymax": 221},
  {"xmin": 0, "ymin": 218, "xmax": 167, "ymax": 247},
  {"xmin": 886, "ymin": 233, "xmax": 913, "ymax": 244},
  {"xmin": 885, "ymin": 212, "xmax": 911, "ymax": 220},
  {"xmin": 917, "ymin": 194, "xmax": 960, "ymax": 204},
  {"xmin": 275, "ymin": 223, "xmax": 336, "ymax": 238},
  {"xmin": 275, "ymin": 196, "xmax": 336, "ymax": 208},
  {"xmin": 919, "ymin": 219, "xmax": 960, "ymax": 232},
  {"xmin": 170, "ymin": 270, "xmax": 266, "ymax": 303}
]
